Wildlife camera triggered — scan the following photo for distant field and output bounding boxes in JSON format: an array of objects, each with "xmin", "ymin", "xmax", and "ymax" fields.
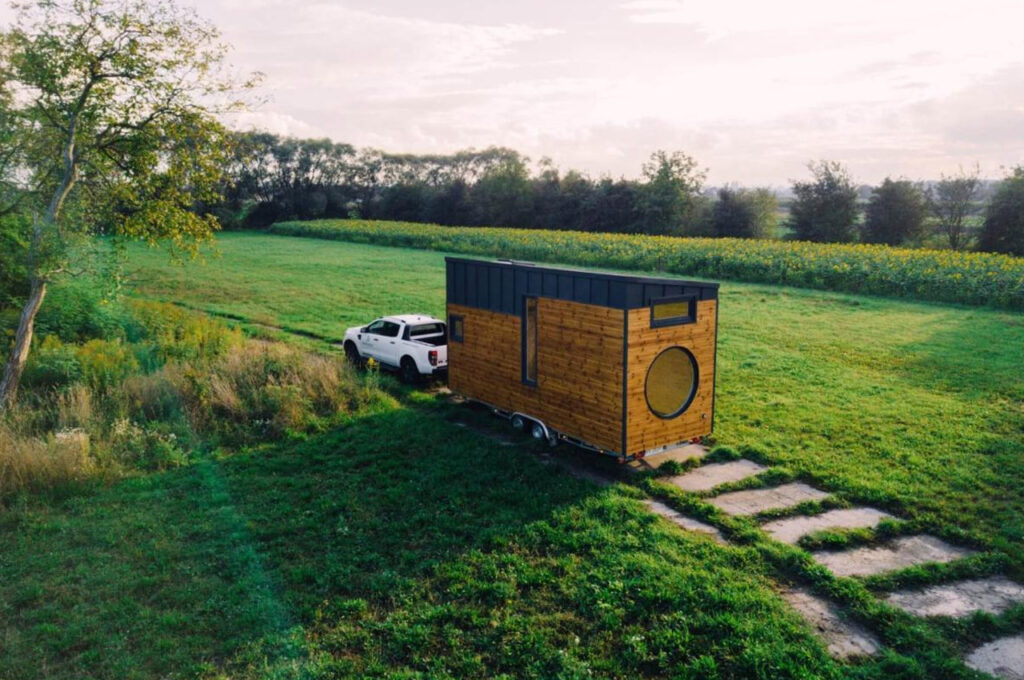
[{"xmin": 270, "ymin": 219, "xmax": 1024, "ymax": 311}]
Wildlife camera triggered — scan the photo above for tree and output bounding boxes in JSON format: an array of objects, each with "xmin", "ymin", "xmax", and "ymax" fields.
[
  {"xmin": 710, "ymin": 187, "xmax": 778, "ymax": 239},
  {"xmin": 637, "ymin": 150, "xmax": 707, "ymax": 235},
  {"xmin": 928, "ymin": 165, "xmax": 981, "ymax": 250},
  {"xmin": 977, "ymin": 166, "xmax": 1024, "ymax": 256},
  {"xmin": 470, "ymin": 152, "xmax": 532, "ymax": 227},
  {"xmin": 861, "ymin": 178, "xmax": 927, "ymax": 246},
  {"xmin": 787, "ymin": 161, "xmax": 859, "ymax": 242},
  {"xmin": 0, "ymin": 0, "xmax": 254, "ymax": 409}
]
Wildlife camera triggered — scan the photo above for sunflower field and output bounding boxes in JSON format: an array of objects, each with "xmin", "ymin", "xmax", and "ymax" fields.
[{"xmin": 270, "ymin": 219, "xmax": 1024, "ymax": 310}]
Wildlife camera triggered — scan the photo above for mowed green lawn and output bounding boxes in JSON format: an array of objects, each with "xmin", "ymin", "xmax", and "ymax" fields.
[
  {"xmin": 128, "ymin": 232, "xmax": 1024, "ymax": 558},
  {"xmin": 2, "ymin": 231, "xmax": 1021, "ymax": 679}
]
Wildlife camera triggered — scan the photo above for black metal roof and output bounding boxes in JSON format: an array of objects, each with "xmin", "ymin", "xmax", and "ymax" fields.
[{"xmin": 446, "ymin": 257, "xmax": 718, "ymax": 316}]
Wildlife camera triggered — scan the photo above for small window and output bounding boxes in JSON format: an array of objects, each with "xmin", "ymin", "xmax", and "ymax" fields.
[
  {"xmin": 380, "ymin": 321, "xmax": 401, "ymax": 338},
  {"xmin": 449, "ymin": 315, "xmax": 464, "ymax": 343},
  {"xmin": 365, "ymin": 319, "xmax": 387, "ymax": 334},
  {"xmin": 522, "ymin": 297, "xmax": 538, "ymax": 385},
  {"xmin": 645, "ymin": 346, "xmax": 698, "ymax": 419},
  {"xmin": 651, "ymin": 296, "xmax": 697, "ymax": 328}
]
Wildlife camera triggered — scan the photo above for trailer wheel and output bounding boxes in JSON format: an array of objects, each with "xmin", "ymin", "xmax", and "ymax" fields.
[
  {"xmin": 400, "ymin": 356, "xmax": 420, "ymax": 383},
  {"xmin": 530, "ymin": 422, "xmax": 545, "ymax": 441},
  {"xmin": 511, "ymin": 414, "xmax": 526, "ymax": 431}
]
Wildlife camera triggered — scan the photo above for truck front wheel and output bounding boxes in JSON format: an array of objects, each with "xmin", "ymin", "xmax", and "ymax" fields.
[{"xmin": 344, "ymin": 341, "xmax": 362, "ymax": 366}]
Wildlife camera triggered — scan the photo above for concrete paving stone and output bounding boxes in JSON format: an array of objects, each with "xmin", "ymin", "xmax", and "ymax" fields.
[
  {"xmin": 644, "ymin": 499, "xmax": 727, "ymax": 544},
  {"xmin": 965, "ymin": 634, "xmax": 1024, "ymax": 680},
  {"xmin": 813, "ymin": 535, "xmax": 976, "ymax": 578},
  {"xmin": 781, "ymin": 588, "xmax": 880, "ymax": 659},
  {"xmin": 626, "ymin": 443, "xmax": 707, "ymax": 472},
  {"xmin": 886, "ymin": 577, "xmax": 1024, "ymax": 618},
  {"xmin": 707, "ymin": 482, "xmax": 830, "ymax": 516},
  {"xmin": 762, "ymin": 507, "xmax": 894, "ymax": 544},
  {"xmin": 667, "ymin": 459, "xmax": 767, "ymax": 492}
]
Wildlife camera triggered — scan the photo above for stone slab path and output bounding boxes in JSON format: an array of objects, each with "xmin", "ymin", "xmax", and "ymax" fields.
[
  {"xmin": 762, "ymin": 507, "xmax": 894, "ymax": 545},
  {"xmin": 708, "ymin": 482, "xmax": 830, "ymax": 516},
  {"xmin": 668, "ymin": 459, "xmax": 767, "ymax": 492},
  {"xmin": 966, "ymin": 634, "xmax": 1024, "ymax": 680},
  {"xmin": 645, "ymin": 499, "xmax": 726, "ymax": 544},
  {"xmin": 813, "ymin": 535, "xmax": 975, "ymax": 578},
  {"xmin": 886, "ymin": 577, "xmax": 1024, "ymax": 618},
  {"xmin": 781, "ymin": 588, "xmax": 880, "ymax": 659}
]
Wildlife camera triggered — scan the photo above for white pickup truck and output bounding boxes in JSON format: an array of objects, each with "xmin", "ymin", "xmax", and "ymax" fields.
[{"xmin": 342, "ymin": 315, "xmax": 448, "ymax": 381}]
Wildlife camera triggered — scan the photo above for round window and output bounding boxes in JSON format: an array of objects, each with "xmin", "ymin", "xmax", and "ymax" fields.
[{"xmin": 644, "ymin": 347, "xmax": 698, "ymax": 419}]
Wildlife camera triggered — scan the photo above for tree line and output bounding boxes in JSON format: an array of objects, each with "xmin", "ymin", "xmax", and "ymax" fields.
[
  {"xmin": 212, "ymin": 132, "xmax": 1024, "ymax": 255},
  {"xmin": 211, "ymin": 133, "xmax": 780, "ymax": 239}
]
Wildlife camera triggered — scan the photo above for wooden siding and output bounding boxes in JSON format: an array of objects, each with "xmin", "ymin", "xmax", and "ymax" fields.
[
  {"xmin": 624, "ymin": 299, "xmax": 717, "ymax": 455},
  {"xmin": 448, "ymin": 299, "xmax": 624, "ymax": 452}
]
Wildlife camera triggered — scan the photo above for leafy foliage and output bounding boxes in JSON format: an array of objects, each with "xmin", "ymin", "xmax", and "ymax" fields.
[
  {"xmin": 0, "ymin": 0, "xmax": 255, "ymax": 407},
  {"xmin": 862, "ymin": 178, "xmax": 928, "ymax": 246},
  {"xmin": 788, "ymin": 161, "xmax": 860, "ymax": 243},
  {"xmin": 710, "ymin": 186, "xmax": 778, "ymax": 239},
  {"xmin": 978, "ymin": 166, "xmax": 1024, "ymax": 256},
  {"xmin": 928, "ymin": 165, "xmax": 982, "ymax": 251}
]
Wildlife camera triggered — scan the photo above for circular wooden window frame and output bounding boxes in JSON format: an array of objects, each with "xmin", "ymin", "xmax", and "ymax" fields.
[{"xmin": 643, "ymin": 346, "xmax": 699, "ymax": 419}]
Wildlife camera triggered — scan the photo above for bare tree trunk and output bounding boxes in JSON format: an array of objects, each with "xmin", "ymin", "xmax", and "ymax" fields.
[
  {"xmin": 0, "ymin": 277, "xmax": 47, "ymax": 410},
  {"xmin": 0, "ymin": 117, "xmax": 79, "ymax": 411}
]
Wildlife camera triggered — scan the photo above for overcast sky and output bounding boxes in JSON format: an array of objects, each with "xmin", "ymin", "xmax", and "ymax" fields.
[{"xmin": 8, "ymin": 0, "xmax": 1024, "ymax": 185}]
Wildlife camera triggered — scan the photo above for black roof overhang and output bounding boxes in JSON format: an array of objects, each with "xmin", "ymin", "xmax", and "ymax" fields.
[{"xmin": 445, "ymin": 257, "xmax": 718, "ymax": 316}]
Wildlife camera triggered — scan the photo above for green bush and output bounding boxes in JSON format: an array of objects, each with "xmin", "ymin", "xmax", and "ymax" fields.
[{"xmin": 21, "ymin": 336, "xmax": 83, "ymax": 391}]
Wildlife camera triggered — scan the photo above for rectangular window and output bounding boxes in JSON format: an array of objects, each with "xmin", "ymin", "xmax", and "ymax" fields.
[
  {"xmin": 522, "ymin": 297, "xmax": 538, "ymax": 385},
  {"xmin": 651, "ymin": 296, "xmax": 697, "ymax": 327},
  {"xmin": 449, "ymin": 315, "xmax": 464, "ymax": 343}
]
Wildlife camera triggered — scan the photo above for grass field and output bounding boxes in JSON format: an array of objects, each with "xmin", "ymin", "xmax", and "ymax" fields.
[
  {"xmin": 2, "ymin": 231, "xmax": 1022, "ymax": 678},
  {"xmin": 126, "ymin": 233, "xmax": 1024, "ymax": 554}
]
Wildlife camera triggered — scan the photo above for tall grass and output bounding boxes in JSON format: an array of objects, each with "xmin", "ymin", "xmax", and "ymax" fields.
[{"xmin": 0, "ymin": 299, "xmax": 393, "ymax": 502}]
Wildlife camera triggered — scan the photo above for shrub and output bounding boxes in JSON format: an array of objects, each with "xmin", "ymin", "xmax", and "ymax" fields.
[
  {"xmin": 108, "ymin": 419, "xmax": 187, "ymax": 471},
  {"xmin": 76, "ymin": 338, "xmax": 140, "ymax": 392},
  {"xmin": 126, "ymin": 299, "xmax": 243, "ymax": 365},
  {"xmin": 21, "ymin": 336, "xmax": 83, "ymax": 391}
]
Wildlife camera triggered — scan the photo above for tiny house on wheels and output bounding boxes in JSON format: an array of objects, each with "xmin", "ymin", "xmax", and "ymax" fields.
[{"xmin": 445, "ymin": 257, "xmax": 719, "ymax": 461}]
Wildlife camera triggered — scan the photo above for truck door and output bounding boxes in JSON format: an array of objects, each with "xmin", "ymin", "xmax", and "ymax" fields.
[
  {"xmin": 360, "ymin": 319, "xmax": 387, "ymax": 359},
  {"xmin": 373, "ymin": 321, "xmax": 403, "ymax": 367}
]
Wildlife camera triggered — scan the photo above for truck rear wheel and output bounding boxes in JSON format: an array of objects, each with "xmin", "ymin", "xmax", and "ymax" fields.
[{"xmin": 400, "ymin": 356, "xmax": 419, "ymax": 383}]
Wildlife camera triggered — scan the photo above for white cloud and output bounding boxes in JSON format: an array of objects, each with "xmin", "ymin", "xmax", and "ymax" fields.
[{"xmin": 3, "ymin": 0, "xmax": 1023, "ymax": 184}]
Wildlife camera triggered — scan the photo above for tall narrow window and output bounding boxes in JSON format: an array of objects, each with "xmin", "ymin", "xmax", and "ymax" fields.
[{"xmin": 523, "ymin": 297, "xmax": 538, "ymax": 385}]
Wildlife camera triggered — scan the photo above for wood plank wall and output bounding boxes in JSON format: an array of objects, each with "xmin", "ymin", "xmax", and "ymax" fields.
[
  {"xmin": 448, "ymin": 299, "xmax": 624, "ymax": 452},
  {"xmin": 625, "ymin": 299, "xmax": 717, "ymax": 455}
]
